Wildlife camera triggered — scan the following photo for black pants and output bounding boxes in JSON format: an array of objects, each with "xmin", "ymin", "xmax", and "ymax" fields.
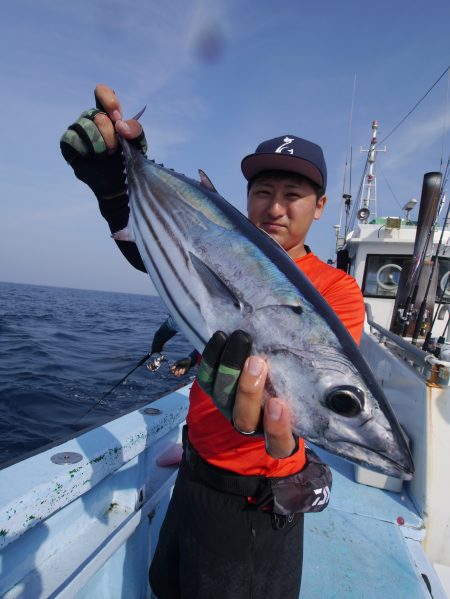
[{"xmin": 149, "ymin": 461, "xmax": 304, "ymax": 599}]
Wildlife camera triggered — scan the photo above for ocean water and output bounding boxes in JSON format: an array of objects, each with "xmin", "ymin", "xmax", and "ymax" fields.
[{"xmin": 0, "ymin": 281, "xmax": 193, "ymax": 467}]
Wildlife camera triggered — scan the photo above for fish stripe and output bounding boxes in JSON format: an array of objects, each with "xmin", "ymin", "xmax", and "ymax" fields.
[
  {"xmin": 132, "ymin": 202, "xmax": 207, "ymax": 346},
  {"xmin": 133, "ymin": 185, "xmax": 197, "ymax": 304},
  {"xmin": 135, "ymin": 172, "xmax": 193, "ymax": 258}
]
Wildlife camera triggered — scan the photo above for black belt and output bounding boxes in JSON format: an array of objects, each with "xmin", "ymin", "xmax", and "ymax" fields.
[
  {"xmin": 182, "ymin": 427, "xmax": 301, "ymax": 529},
  {"xmin": 182, "ymin": 426, "xmax": 271, "ymax": 501}
]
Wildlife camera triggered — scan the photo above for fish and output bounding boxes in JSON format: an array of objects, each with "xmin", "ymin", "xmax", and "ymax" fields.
[{"xmin": 120, "ymin": 138, "xmax": 414, "ymax": 480}]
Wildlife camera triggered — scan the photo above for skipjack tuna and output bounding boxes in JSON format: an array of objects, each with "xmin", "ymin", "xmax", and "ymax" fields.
[{"xmin": 120, "ymin": 138, "xmax": 414, "ymax": 480}]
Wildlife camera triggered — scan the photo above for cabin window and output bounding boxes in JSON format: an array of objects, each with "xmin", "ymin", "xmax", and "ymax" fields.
[
  {"xmin": 362, "ymin": 255, "xmax": 410, "ymax": 298},
  {"xmin": 437, "ymin": 257, "xmax": 450, "ymax": 303},
  {"xmin": 362, "ymin": 254, "xmax": 450, "ymax": 301}
]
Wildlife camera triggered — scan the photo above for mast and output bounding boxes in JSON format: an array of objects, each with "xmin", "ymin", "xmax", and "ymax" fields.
[
  {"xmin": 334, "ymin": 120, "xmax": 386, "ymax": 264},
  {"xmin": 357, "ymin": 120, "xmax": 386, "ymax": 222}
]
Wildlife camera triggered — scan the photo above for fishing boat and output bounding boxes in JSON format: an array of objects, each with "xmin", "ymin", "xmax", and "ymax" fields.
[
  {"xmin": 327, "ymin": 120, "xmax": 450, "ymax": 597},
  {"xmin": 1, "ymin": 121, "xmax": 450, "ymax": 598}
]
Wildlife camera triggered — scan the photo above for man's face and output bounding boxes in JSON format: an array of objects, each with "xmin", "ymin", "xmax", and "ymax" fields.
[{"xmin": 247, "ymin": 174, "xmax": 327, "ymax": 259}]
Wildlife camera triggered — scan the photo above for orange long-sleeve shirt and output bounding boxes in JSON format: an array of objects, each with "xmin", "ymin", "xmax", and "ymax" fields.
[{"xmin": 186, "ymin": 251, "xmax": 365, "ymax": 477}]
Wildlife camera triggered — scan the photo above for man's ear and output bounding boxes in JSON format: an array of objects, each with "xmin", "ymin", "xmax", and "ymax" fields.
[{"xmin": 314, "ymin": 195, "xmax": 327, "ymax": 220}]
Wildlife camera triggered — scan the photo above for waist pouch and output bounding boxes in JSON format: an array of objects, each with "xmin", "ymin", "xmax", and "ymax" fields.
[{"xmin": 182, "ymin": 426, "xmax": 332, "ymax": 515}]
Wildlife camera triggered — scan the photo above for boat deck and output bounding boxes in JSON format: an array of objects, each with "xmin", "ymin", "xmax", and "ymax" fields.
[
  {"xmin": 0, "ymin": 384, "xmax": 447, "ymax": 598},
  {"xmin": 301, "ymin": 448, "xmax": 444, "ymax": 598}
]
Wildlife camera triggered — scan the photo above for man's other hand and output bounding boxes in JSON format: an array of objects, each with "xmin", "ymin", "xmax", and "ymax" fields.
[{"xmin": 197, "ymin": 330, "xmax": 297, "ymax": 459}]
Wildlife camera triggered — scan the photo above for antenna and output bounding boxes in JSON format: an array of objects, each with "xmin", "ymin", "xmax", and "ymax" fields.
[
  {"xmin": 336, "ymin": 77, "xmax": 356, "ymax": 247},
  {"xmin": 402, "ymin": 198, "xmax": 417, "ymax": 224}
]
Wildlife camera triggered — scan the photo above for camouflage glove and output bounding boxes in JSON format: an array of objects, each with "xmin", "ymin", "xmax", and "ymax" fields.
[
  {"xmin": 60, "ymin": 108, "xmax": 147, "ymax": 233},
  {"xmin": 197, "ymin": 330, "xmax": 257, "ymax": 425}
]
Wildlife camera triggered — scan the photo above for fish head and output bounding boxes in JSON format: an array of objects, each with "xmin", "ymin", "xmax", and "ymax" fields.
[{"xmin": 268, "ymin": 347, "xmax": 414, "ymax": 480}]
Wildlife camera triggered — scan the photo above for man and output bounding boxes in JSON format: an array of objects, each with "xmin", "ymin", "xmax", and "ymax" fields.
[{"xmin": 61, "ymin": 84, "xmax": 365, "ymax": 598}]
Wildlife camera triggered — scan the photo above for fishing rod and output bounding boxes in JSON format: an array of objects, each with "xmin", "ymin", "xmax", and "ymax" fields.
[
  {"xmin": 411, "ymin": 190, "xmax": 447, "ymax": 344},
  {"xmin": 422, "ymin": 264, "xmax": 450, "ymax": 350},
  {"xmin": 411, "ymin": 162, "xmax": 450, "ymax": 344},
  {"xmin": 430, "ymin": 313, "xmax": 450, "ymax": 359},
  {"xmin": 388, "ymin": 71, "xmax": 450, "ymax": 340},
  {"xmin": 393, "ymin": 172, "xmax": 443, "ymax": 337},
  {"xmin": 421, "ymin": 163, "xmax": 450, "ymax": 350},
  {"xmin": 72, "ymin": 351, "xmax": 164, "ymax": 426},
  {"xmin": 444, "ymin": 314, "xmax": 450, "ymax": 340},
  {"xmin": 423, "ymin": 273, "xmax": 450, "ymax": 353},
  {"xmin": 397, "ymin": 219, "xmax": 438, "ymax": 337}
]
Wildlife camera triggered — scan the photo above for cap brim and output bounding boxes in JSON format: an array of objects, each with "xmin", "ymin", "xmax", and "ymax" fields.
[{"xmin": 241, "ymin": 153, "xmax": 324, "ymax": 188}]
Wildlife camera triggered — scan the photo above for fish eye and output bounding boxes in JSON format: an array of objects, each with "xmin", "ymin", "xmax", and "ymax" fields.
[{"xmin": 326, "ymin": 386, "xmax": 365, "ymax": 417}]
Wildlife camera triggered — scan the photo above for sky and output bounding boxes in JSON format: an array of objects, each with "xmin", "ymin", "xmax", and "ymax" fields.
[{"xmin": 1, "ymin": 0, "xmax": 450, "ymax": 295}]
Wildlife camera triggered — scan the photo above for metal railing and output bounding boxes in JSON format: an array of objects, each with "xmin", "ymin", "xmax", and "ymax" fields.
[{"xmin": 364, "ymin": 303, "xmax": 430, "ymax": 369}]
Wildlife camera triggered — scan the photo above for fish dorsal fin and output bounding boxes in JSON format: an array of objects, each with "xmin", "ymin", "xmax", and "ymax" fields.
[
  {"xmin": 189, "ymin": 252, "xmax": 241, "ymax": 309},
  {"xmin": 198, "ymin": 169, "xmax": 218, "ymax": 193},
  {"xmin": 131, "ymin": 105, "xmax": 147, "ymax": 121}
]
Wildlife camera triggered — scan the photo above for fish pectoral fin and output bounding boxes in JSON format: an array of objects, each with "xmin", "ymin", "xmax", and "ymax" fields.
[
  {"xmin": 269, "ymin": 346, "xmax": 307, "ymax": 363},
  {"xmin": 189, "ymin": 252, "xmax": 242, "ymax": 310},
  {"xmin": 254, "ymin": 304, "xmax": 303, "ymax": 316},
  {"xmin": 198, "ymin": 169, "xmax": 218, "ymax": 193}
]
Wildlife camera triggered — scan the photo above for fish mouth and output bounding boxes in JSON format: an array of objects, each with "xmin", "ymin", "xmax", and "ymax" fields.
[{"xmin": 333, "ymin": 438, "xmax": 414, "ymax": 479}]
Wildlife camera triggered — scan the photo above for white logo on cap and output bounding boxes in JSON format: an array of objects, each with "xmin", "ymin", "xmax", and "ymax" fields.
[{"xmin": 275, "ymin": 136, "xmax": 294, "ymax": 155}]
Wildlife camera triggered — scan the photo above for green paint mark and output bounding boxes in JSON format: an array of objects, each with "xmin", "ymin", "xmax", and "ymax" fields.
[
  {"xmin": 91, "ymin": 455, "xmax": 104, "ymax": 463},
  {"xmin": 26, "ymin": 515, "xmax": 36, "ymax": 522},
  {"xmin": 0, "ymin": 529, "xmax": 7, "ymax": 537},
  {"xmin": 69, "ymin": 466, "xmax": 82, "ymax": 478}
]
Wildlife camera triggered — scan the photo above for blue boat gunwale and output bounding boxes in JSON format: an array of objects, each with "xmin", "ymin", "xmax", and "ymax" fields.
[{"xmin": 0, "ymin": 387, "xmax": 190, "ymax": 551}]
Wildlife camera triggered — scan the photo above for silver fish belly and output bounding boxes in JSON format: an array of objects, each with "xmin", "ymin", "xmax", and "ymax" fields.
[{"xmin": 122, "ymin": 139, "xmax": 414, "ymax": 480}]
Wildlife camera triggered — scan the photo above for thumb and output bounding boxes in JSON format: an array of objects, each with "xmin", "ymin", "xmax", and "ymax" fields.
[
  {"xmin": 263, "ymin": 398, "xmax": 297, "ymax": 458},
  {"xmin": 115, "ymin": 118, "xmax": 142, "ymax": 139}
]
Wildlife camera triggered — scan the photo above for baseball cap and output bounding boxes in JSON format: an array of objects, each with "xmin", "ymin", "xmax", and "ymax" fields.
[{"xmin": 241, "ymin": 135, "xmax": 327, "ymax": 191}]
